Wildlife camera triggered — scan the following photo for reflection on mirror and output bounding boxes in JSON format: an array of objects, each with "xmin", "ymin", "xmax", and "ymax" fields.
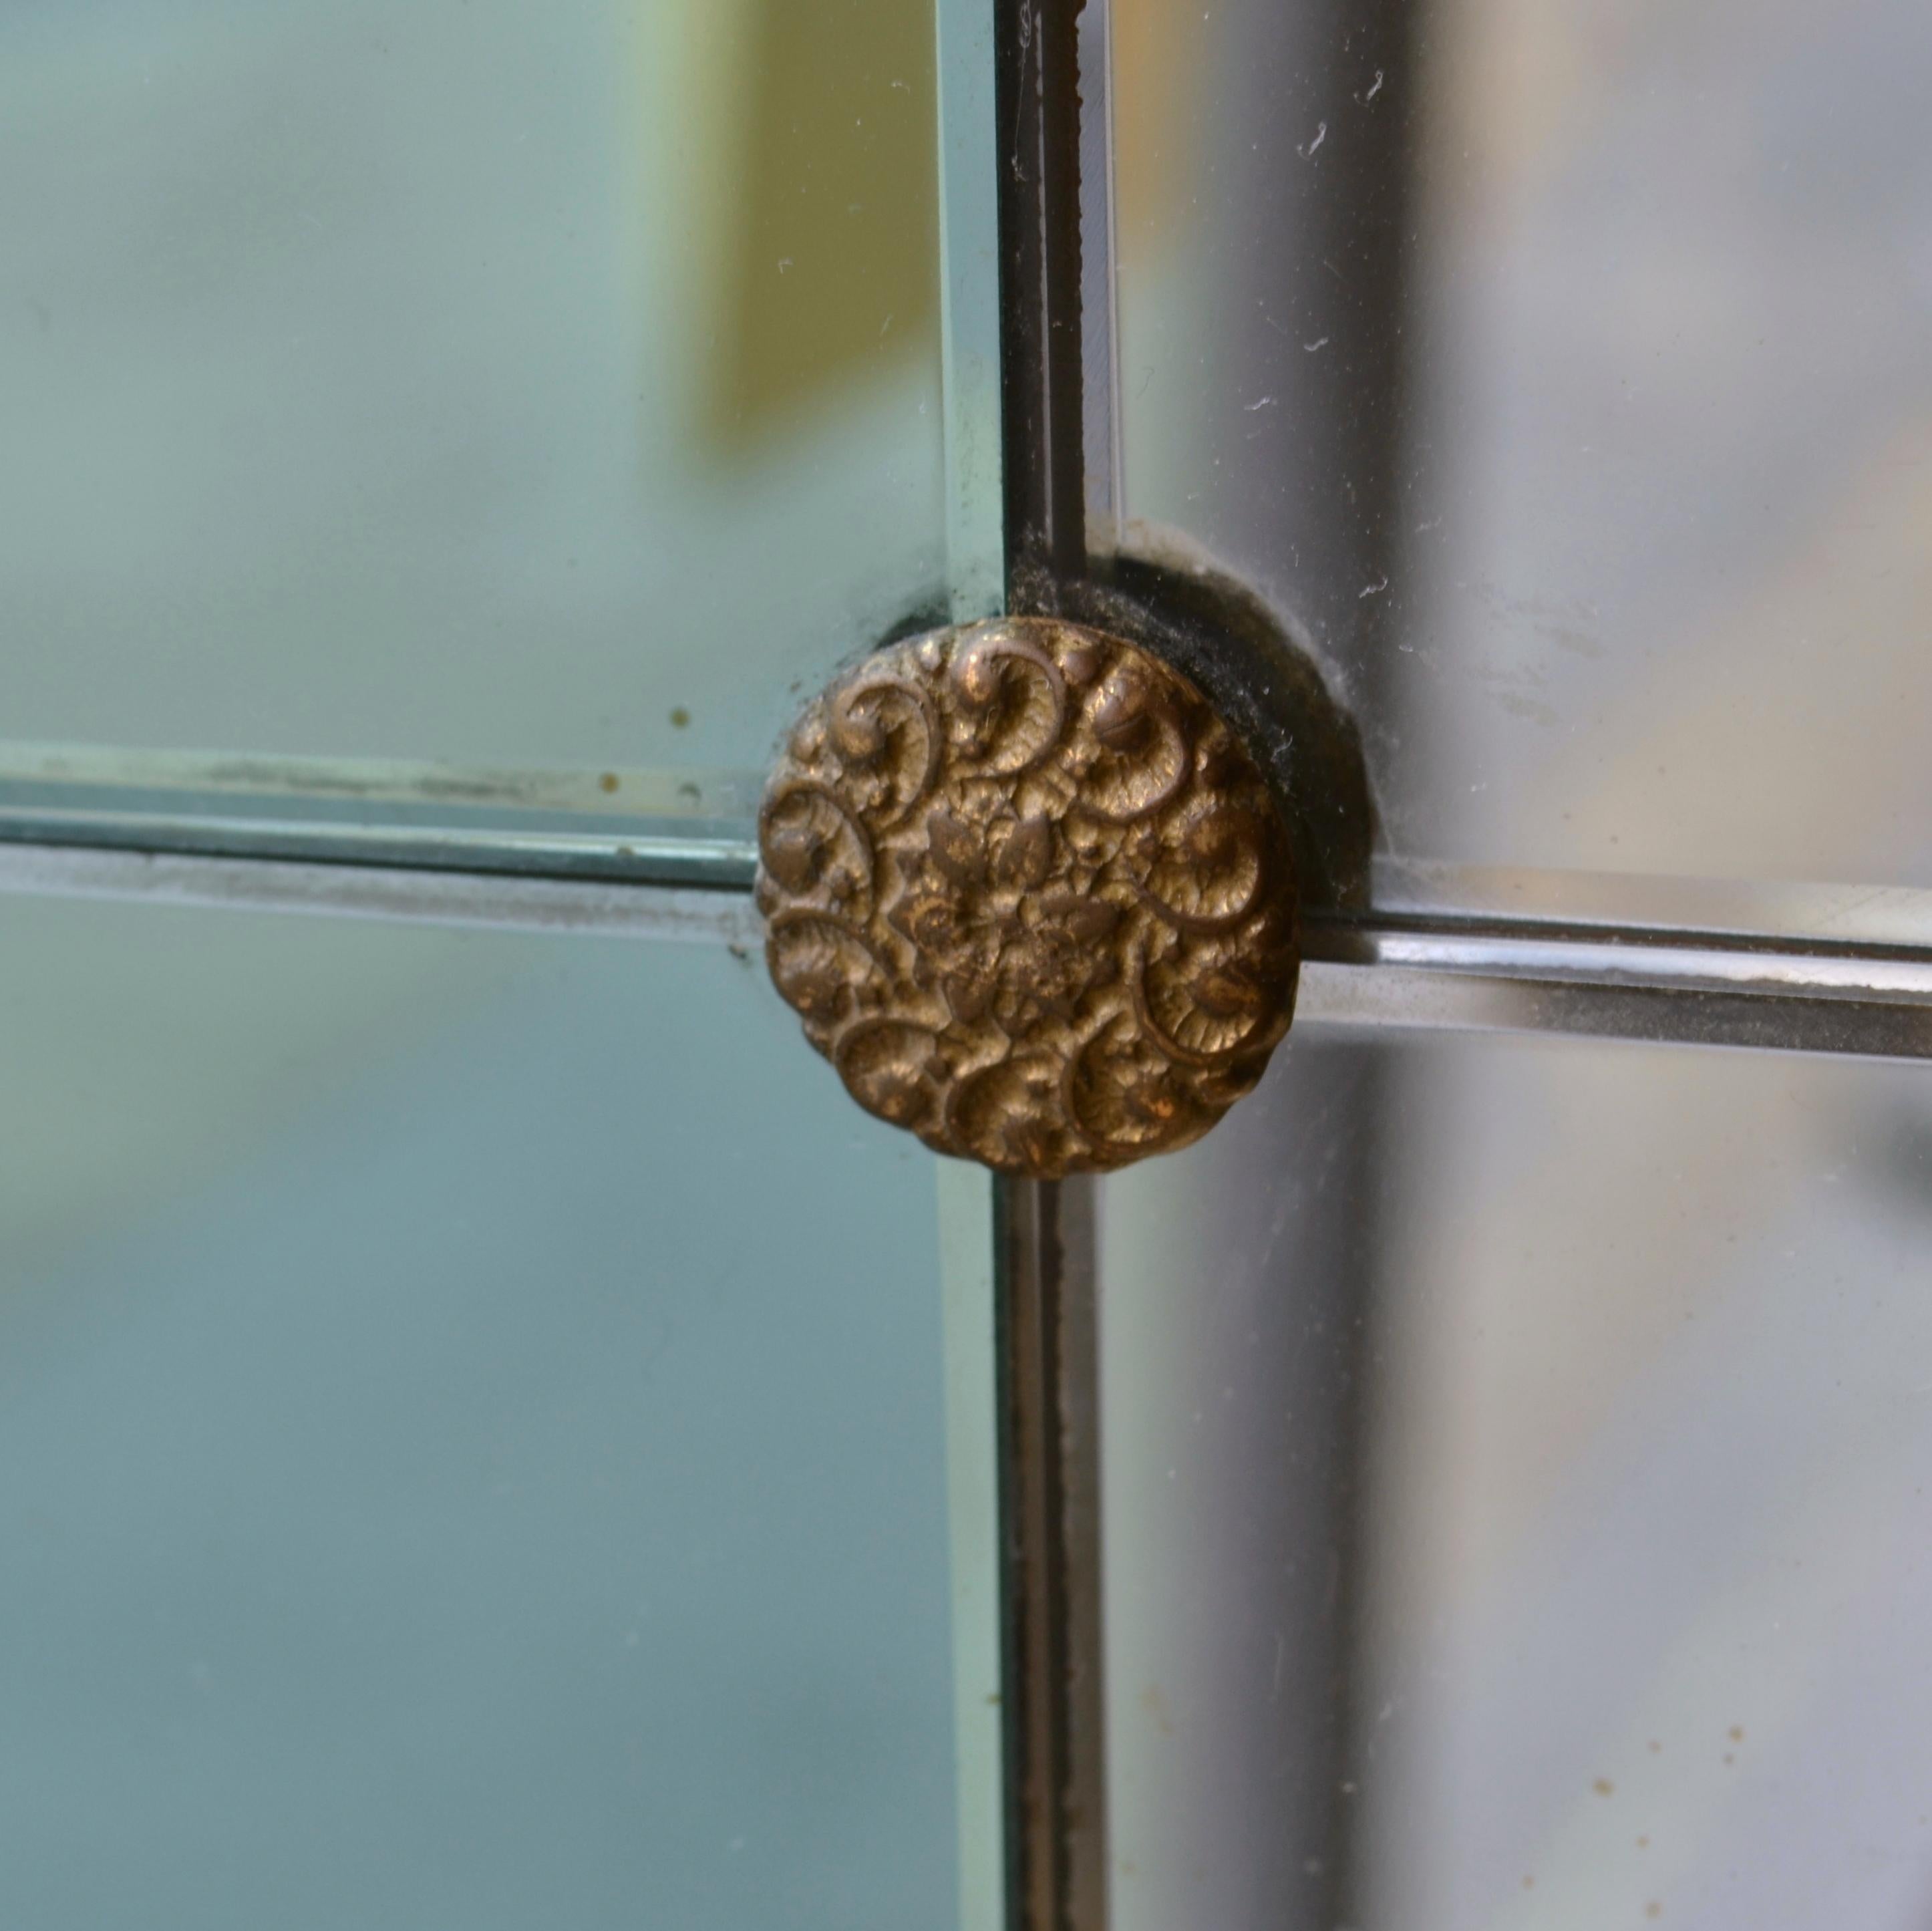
[
  {"xmin": 1100, "ymin": 1028, "xmax": 1932, "ymax": 1930},
  {"xmin": 0, "ymin": 0, "xmax": 943, "ymax": 781},
  {"xmin": 1361, "ymin": 1035, "xmax": 1932, "ymax": 1928},
  {"xmin": 1106, "ymin": 0, "xmax": 1932, "ymax": 889},
  {"xmin": 0, "ymin": 898, "xmax": 957, "ymax": 1928}
]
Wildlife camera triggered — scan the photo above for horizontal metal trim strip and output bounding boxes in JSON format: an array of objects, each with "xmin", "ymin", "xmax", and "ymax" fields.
[
  {"xmin": 5, "ymin": 839, "xmax": 1932, "ymax": 1061},
  {"xmin": 1294, "ymin": 961, "xmax": 1932, "ymax": 1061},
  {"xmin": 0, "ymin": 843, "xmax": 762, "ymax": 948},
  {"xmin": 0, "ymin": 808, "xmax": 760, "ymax": 890},
  {"xmin": 1300, "ymin": 922, "xmax": 1932, "ymax": 1003}
]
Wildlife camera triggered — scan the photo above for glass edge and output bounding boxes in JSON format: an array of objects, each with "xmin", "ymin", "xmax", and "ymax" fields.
[
  {"xmin": 937, "ymin": 1156, "xmax": 1010, "ymax": 1931},
  {"xmin": 937, "ymin": 0, "xmax": 1007, "ymax": 624}
]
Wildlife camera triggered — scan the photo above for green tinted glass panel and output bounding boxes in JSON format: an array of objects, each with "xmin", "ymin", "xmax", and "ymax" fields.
[
  {"xmin": 0, "ymin": 0, "xmax": 943, "ymax": 777},
  {"xmin": 0, "ymin": 895, "xmax": 956, "ymax": 1927}
]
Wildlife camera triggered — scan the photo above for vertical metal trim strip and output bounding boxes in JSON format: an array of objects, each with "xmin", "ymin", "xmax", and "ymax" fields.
[
  {"xmin": 994, "ymin": 1174, "xmax": 1110, "ymax": 1931},
  {"xmin": 994, "ymin": 0, "xmax": 1088, "ymax": 592},
  {"xmin": 990, "ymin": 3, "xmax": 1108, "ymax": 1927}
]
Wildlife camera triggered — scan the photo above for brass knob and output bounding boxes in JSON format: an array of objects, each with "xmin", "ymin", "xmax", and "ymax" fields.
[{"xmin": 756, "ymin": 617, "xmax": 1299, "ymax": 1177}]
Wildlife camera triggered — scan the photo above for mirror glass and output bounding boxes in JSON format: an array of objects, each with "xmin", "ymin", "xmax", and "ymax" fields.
[
  {"xmin": 0, "ymin": 0, "xmax": 944, "ymax": 786},
  {"xmin": 1106, "ymin": 0, "xmax": 1932, "ymax": 889},
  {"xmin": 1101, "ymin": 1029, "xmax": 1932, "ymax": 1929},
  {"xmin": 0, "ymin": 895, "xmax": 959, "ymax": 1928}
]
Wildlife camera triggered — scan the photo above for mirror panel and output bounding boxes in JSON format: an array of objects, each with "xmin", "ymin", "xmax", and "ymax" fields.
[
  {"xmin": 1101, "ymin": 1030, "xmax": 1932, "ymax": 1930},
  {"xmin": 0, "ymin": 0, "xmax": 944, "ymax": 780},
  {"xmin": 1106, "ymin": 0, "xmax": 1932, "ymax": 889},
  {"xmin": 0, "ymin": 895, "xmax": 958, "ymax": 1928}
]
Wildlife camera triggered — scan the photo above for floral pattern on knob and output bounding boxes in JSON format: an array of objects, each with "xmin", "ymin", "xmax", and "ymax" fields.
[{"xmin": 757, "ymin": 617, "xmax": 1299, "ymax": 1176}]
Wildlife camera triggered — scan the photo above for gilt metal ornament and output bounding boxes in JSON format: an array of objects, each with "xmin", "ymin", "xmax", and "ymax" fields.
[{"xmin": 756, "ymin": 617, "xmax": 1300, "ymax": 1176}]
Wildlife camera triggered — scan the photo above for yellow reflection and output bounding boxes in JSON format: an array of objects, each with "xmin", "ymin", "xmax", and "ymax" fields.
[{"xmin": 673, "ymin": 0, "xmax": 939, "ymax": 447}]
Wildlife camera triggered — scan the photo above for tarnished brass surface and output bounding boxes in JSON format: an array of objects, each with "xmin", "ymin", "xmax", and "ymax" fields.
[{"xmin": 756, "ymin": 617, "xmax": 1300, "ymax": 1176}]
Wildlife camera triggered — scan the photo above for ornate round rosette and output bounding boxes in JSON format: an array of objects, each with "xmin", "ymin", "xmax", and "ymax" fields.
[{"xmin": 756, "ymin": 617, "xmax": 1300, "ymax": 1176}]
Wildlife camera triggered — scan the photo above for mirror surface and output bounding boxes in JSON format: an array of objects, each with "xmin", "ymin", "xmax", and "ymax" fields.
[
  {"xmin": 1100, "ymin": 1028, "xmax": 1932, "ymax": 1930},
  {"xmin": 0, "ymin": 897, "xmax": 957, "ymax": 1928},
  {"xmin": 0, "ymin": 0, "xmax": 944, "ymax": 781},
  {"xmin": 1107, "ymin": 0, "xmax": 1932, "ymax": 889}
]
